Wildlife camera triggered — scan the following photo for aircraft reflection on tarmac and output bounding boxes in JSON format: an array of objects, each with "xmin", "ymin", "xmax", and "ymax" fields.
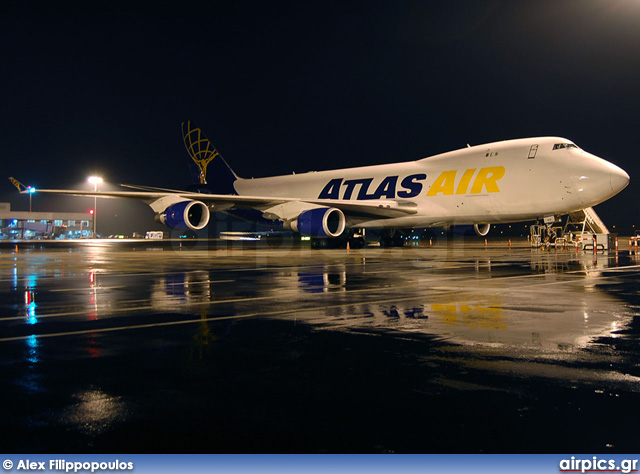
[
  {"xmin": 108, "ymin": 252, "xmax": 634, "ymax": 351},
  {"xmin": 6, "ymin": 246, "xmax": 638, "ymax": 358}
]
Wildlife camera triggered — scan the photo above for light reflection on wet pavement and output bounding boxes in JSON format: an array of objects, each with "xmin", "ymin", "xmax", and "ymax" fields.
[{"xmin": 1, "ymin": 241, "xmax": 640, "ymax": 452}]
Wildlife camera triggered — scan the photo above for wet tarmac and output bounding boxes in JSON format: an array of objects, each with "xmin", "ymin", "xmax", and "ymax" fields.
[{"xmin": 2, "ymin": 239, "xmax": 640, "ymax": 453}]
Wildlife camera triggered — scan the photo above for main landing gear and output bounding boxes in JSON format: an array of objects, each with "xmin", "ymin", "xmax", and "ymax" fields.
[
  {"xmin": 379, "ymin": 229, "xmax": 405, "ymax": 248},
  {"xmin": 309, "ymin": 230, "xmax": 366, "ymax": 249}
]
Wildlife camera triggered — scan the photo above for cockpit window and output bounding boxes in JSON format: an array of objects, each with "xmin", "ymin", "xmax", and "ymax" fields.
[{"xmin": 553, "ymin": 143, "xmax": 579, "ymax": 150}]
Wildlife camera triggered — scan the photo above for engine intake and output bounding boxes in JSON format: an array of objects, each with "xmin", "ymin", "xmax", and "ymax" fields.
[
  {"xmin": 474, "ymin": 223, "xmax": 491, "ymax": 237},
  {"xmin": 156, "ymin": 200, "xmax": 210, "ymax": 231},
  {"xmin": 291, "ymin": 207, "xmax": 346, "ymax": 238}
]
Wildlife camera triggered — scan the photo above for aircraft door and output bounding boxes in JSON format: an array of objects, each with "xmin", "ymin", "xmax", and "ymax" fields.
[{"xmin": 528, "ymin": 145, "xmax": 538, "ymax": 159}]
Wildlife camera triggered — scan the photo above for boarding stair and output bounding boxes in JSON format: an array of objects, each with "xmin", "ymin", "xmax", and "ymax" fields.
[
  {"xmin": 563, "ymin": 207, "xmax": 609, "ymax": 238},
  {"xmin": 561, "ymin": 207, "xmax": 613, "ymax": 250},
  {"xmin": 532, "ymin": 207, "xmax": 610, "ymax": 249}
]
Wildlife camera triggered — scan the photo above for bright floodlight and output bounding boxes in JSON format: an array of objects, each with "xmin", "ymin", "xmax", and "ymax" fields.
[{"xmin": 87, "ymin": 176, "xmax": 103, "ymax": 237}]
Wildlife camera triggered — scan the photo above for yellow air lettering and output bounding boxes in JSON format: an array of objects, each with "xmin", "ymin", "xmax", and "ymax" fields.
[
  {"xmin": 456, "ymin": 168, "xmax": 476, "ymax": 195},
  {"xmin": 426, "ymin": 170, "xmax": 457, "ymax": 196},
  {"xmin": 470, "ymin": 166, "xmax": 505, "ymax": 194}
]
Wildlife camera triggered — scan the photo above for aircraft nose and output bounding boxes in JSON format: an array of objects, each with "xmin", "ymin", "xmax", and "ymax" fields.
[
  {"xmin": 571, "ymin": 153, "xmax": 629, "ymax": 206},
  {"xmin": 610, "ymin": 166, "xmax": 630, "ymax": 194}
]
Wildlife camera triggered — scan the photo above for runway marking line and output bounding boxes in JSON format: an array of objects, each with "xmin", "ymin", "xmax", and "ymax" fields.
[{"xmin": 46, "ymin": 279, "xmax": 237, "ymax": 292}]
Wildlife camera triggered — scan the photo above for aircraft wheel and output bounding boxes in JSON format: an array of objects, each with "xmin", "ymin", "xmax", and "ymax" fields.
[
  {"xmin": 311, "ymin": 238, "xmax": 329, "ymax": 249},
  {"xmin": 349, "ymin": 236, "xmax": 365, "ymax": 249},
  {"xmin": 380, "ymin": 235, "xmax": 404, "ymax": 248}
]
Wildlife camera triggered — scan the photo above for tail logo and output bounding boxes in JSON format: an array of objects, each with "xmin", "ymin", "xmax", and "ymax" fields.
[{"xmin": 181, "ymin": 121, "xmax": 220, "ymax": 185}]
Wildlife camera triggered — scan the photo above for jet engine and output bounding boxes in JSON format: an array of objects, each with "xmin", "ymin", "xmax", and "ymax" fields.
[
  {"xmin": 155, "ymin": 200, "xmax": 210, "ymax": 230},
  {"xmin": 291, "ymin": 207, "xmax": 346, "ymax": 238},
  {"xmin": 474, "ymin": 223, "xmax": 491, "ymax": 237}
]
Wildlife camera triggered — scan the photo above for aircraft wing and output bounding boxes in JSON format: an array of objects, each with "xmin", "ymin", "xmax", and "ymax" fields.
[
  {"xmin": 28, "ymin": 188, "xmax": 289, "ymax": 205},
  {"xmin": 307, "ymin": 199, "xmax": 417, "ymax": 218},
  {"xmin": 22, "ymin": 188, "xmax": 418, "ymax": 218}
]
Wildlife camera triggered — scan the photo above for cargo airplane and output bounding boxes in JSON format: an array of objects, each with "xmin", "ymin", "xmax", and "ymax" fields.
[{"xmin": 12, "ymin": 123, "xmax": 629, "ymax": 247}]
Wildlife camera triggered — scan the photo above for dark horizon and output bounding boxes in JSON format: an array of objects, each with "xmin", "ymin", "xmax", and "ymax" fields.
[{"xmin": 3, "ymin": 1, "xmax": 639, "ymax": 234}]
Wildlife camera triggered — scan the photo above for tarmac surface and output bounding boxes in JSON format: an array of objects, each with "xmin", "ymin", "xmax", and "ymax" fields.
[{"xmin": 2, "ymin": 238, "xmax": 640, "ymax": 453}]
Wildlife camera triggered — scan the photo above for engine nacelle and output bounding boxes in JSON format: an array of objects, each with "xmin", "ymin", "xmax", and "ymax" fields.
[
  {"xmin": 156, "ymin": 200, "xmax": 210, "ymax": 231},
  {"xmin": 291, "ymin": 207, "xmax": 346, "ymax": 238},
  {"xmin": 474, "ymin": 223, "xmax": 491, "ymax": 237}
]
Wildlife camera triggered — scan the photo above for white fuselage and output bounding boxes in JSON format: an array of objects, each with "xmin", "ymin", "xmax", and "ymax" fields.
[{"xmin": 233, "ymin": 137, "xmax": 629, "ymax": 229}]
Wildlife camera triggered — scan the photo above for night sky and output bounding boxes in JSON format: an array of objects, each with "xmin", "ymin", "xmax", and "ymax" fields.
[{"xmin": 2, "ymin": 1, "xmax": 640, "ymax": 235}]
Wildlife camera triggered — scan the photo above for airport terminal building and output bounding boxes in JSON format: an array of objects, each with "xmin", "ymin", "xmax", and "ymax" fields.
[{"xmin": 0, "ymin": 202, "xmax": 94, "ymax": 239}]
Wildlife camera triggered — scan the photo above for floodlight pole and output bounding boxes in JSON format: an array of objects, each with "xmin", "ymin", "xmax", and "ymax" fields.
[
  {"xmin": 27, "ymin": 186, "xmax": 35, "ymax": 212},
  {"xmin": 93, "ymin": 187, "xmax": 97, "ymax": 236},
  {"xmin": 88, "ymin": 177, "xmax": 103, "ymax": 237}
]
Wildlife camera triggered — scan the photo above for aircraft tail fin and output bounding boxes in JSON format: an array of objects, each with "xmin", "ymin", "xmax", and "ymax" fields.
[{"xmin": 181, "ymin": 121, "xmax": 239, "ymax": 195}]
